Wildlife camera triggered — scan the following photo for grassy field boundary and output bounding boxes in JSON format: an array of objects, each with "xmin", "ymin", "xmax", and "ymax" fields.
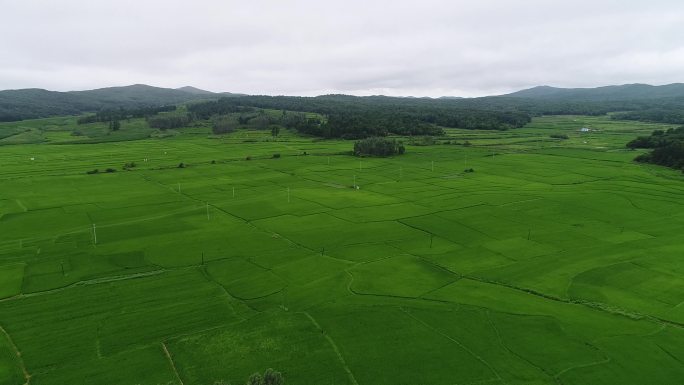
[
  {"xmin": 301, "ymin": 312, "xmax": 359, "ymax": 385},
  {"xmin": 162, "ymin": 342, "xmax": 184, "ymax": 385},
  {"xmin": 0, "ymin": 324, "xmax": 30, "ymax": 385}
]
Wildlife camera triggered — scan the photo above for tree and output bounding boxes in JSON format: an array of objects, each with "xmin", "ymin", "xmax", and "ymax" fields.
[
  {"xmin": 112, "ymin": 119, "xmax": 121, "ymax": 131},
  {"xmin": 271, "ymin": 125, "xmax": 280, "ymax": 138},
  {"xmin": 354, "ymin": 137, "xmax": 405, "ymax": 157},
  {"xmin": 212, "ymin": 115, "xmax": 238, "ymax": 134},
  {"xmin": 250, "ymin": 113, "xmax": 273, "ymax": 130},
  {"xmin": 246, "ymin": 369, "xmax": 284, "ymax": 385}
]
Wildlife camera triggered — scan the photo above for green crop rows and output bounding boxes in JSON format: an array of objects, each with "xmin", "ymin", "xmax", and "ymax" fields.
[{"xmin": 1, "ymin": 115, "xmax": 683, "ymax": 384}]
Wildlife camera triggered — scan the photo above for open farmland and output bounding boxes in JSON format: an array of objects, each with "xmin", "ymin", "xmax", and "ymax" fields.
[{"xmin": 1, "ymin": 115, "xmax": 684, "ymax": 384}]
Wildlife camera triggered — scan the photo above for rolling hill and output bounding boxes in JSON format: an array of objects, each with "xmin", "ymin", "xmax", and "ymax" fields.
[
  {"xmin": 0, "ymin": 84, "xmax": 220, "ymax": 121},
  {"xmin": 505, "ymin": 83, "xmax": 684, "ymax": 101}
]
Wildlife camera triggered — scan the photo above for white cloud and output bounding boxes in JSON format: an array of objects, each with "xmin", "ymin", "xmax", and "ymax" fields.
[{"xmin": 1, "ymin": 0, "xmax": 684, "ymax": 96}]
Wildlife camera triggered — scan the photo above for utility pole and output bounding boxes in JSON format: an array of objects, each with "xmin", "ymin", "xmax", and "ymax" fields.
[
  {"xmin": 431, "ymin": 161, "xmax": 434, "ymax": 172},
  {"xmin": 206, "ymin": 202, "xmax": 210, "ymax": 220},
  {"xmin": 287, "ymin": 187, "xmax": 290, "ymax": 203},
  {"xmin": 400, "ymin": 167, "xmax": 403, "ymax": 180},
  {"xmin": 465, "ymin": 155, "xmax": 468, "ymax": 170},
  {"xmin": 178, "ymin": 183, "xmax": 181, "ymax": 194},
  {"xmin": 353, "ymin": 175, "xmax": 356, "ymax": 189},
  {"xmin": 92, "ymin": 224, "xmax": 97, "ymax": 245},
  {"xmin": 232, "ymin": 187, "xmax": 235, "ymax": 198}
]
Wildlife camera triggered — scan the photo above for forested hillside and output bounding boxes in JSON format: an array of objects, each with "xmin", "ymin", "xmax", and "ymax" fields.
[
  {"xmin": 0, "ymin": 84, "xmax": 218, "ymax": 121},
  {"xmin": 6, "ymin": 82, "xmax": 684, "ymax": 133}
]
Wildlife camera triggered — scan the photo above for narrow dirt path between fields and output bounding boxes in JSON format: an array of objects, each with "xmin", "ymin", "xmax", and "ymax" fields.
[
  {"xmin": 0, "ymin": 324, "xmax": 31, "ymax": 385},
  {"xmin": 162, "ymin": 342, "xmax": 185, "ymax": 385},
  {"xmin": 301, "ymin": 312, "xmax": 359, "ymax": 385}
]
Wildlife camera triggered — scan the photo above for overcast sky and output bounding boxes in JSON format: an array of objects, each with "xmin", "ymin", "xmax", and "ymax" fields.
[{"xmin": 2, "ymin": 0, "xmax": 684, "ymax": 97}]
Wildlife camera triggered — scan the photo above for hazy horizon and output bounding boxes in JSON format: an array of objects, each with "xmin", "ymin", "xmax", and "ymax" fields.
[
  {"xmin": 2, "ymin": 0, "xmax": 684, "ymax": 97},
  {"xmin": 7, "ymin": 81, "xmax": 684, "ymax": 100}
]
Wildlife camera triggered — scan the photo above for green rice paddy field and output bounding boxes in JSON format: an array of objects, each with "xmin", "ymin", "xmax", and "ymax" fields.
[{"xmin": 1, "ymin": 115, "xmax": 684, "ymax": 384}]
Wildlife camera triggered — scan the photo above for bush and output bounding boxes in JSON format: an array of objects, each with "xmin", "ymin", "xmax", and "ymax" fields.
[
  {"xmin": 272, "ymin": 153, "xmax": 281, "ymax": 158},
  {"xmin": 464, "ymin": 168, "xmax": 475, "ymax": 173},
  {"xmin": 178, "ymin": 162, "xmax": 185, "ymax": 168},
  {"xmin": 353, "ymin": 137, "xmax": 405, "ymax": 157},
  {"xmin": 86, "ymin": 169, "xmax": 99, "ymax": 175},
  {"xmin": 123, "ymin": 162, "xmax": 136, "ymax": 170},
  {"xmin": 245, "ymin": 156, "xmax": 252, "ymax": 161},
  {"xmin": 246, "ymin": 369, "xmax": 284, "ymax": 385},
  {"xmin": 550, "ymin": 134, "xmax": 569, "ymax": 139},
  {"xmin": 105, "ymin": 168, "xmax": 116, "ymax": 173}
]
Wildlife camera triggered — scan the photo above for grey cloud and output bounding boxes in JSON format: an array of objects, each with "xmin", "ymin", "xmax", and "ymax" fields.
[{"xmin": 2, "ymin": 0, "xmax": 684, "ymax": 96}]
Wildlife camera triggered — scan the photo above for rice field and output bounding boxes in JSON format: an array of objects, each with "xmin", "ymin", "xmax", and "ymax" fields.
[{"xmin": 1, "ymin": 115, "xmax": 683, "ymax": 384}]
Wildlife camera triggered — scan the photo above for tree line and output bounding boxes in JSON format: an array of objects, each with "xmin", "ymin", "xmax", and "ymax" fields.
[
  {"xmin": 612, "ymin": 108, "xmax": 684, "ymax": 124},
  {"xmin": 77, "ymin": 105, "xmax": 177, "ymax": 124},
  {"xmin": 627, "ymin": 126, "xmax": 684, "ymax": 171},
  {"xmin": 187, "ymin": 95, "xmax": 531, "ymax": 139}
]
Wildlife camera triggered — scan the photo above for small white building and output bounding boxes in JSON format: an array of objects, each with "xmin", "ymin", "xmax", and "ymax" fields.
[{"xmin": 580, "ymin": 127, "xmax": 591, "ymax": 132}]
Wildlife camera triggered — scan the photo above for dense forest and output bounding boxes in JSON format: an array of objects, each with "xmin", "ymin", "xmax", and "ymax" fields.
[
  {"xmin": 188, "ymin": 95, "xmax": 531, "ymax": 138},
  {"xmin": 611, "ymin": 109, "xmax": 684, "ymax": 124},
  {"xmin": 77, "ymin": 105, "xmax": 178, "ymax": 124},
  {"xmin": 0, "ymin": 85, "xmax": 215, "ymax": 121},
  {"xmin": 627, "ymin": 127, "xmax": 684, "ymax": 171}
]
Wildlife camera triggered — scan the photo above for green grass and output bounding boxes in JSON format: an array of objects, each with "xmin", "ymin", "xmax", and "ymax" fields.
[{"xmin": 0, "ymin": 115, "xmax": 683, "ymax": 384}]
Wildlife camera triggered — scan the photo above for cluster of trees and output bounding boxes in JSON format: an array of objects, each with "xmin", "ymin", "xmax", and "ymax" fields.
[
  {"xmin": 628, "ymin": 127, "xmax": 684, "ymax": 170},
  {"xmin": 612, "ymin": 109, "xmax": 684, "ymax": 124},
  {"xmin": 211, "ymin": 115, "xmax": 238, "ymax": 134},
  {"xmin": 108, "ymin": 119, "xmax": 121, "ymax": 131},
  {"xmin": 147, "ymin": 113, "xmax": 193, "ymax": 130},
  {"xmin": 77, "ymin": 105, "xmax": 177, "ymax": 124},
  {"xmin": 279, "ymin": 111, "xmax": 322, "ymax": 135},
  {"xmin": 209, "ymin": 111, "xmax": 294, "ymax": 135},
  {"xmin": 187, "ymin": 99, "xmax": 251, "ymax": 119},
  {"xmin": 353, "ymin": 137, "xmax": 405, "ymax": 157}
]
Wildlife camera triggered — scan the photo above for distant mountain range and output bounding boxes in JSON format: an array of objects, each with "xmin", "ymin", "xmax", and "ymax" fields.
[
  {"xmin": 0, "ymin": 84, "xmax": 232, "ymax": 121},
  {"xmin": 3, "ymin": 82, "xmax": 684, "ymax": 122},
  {"xmin": 503, "ymin": 83, "xmax": 684, "ymax": 101}
]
